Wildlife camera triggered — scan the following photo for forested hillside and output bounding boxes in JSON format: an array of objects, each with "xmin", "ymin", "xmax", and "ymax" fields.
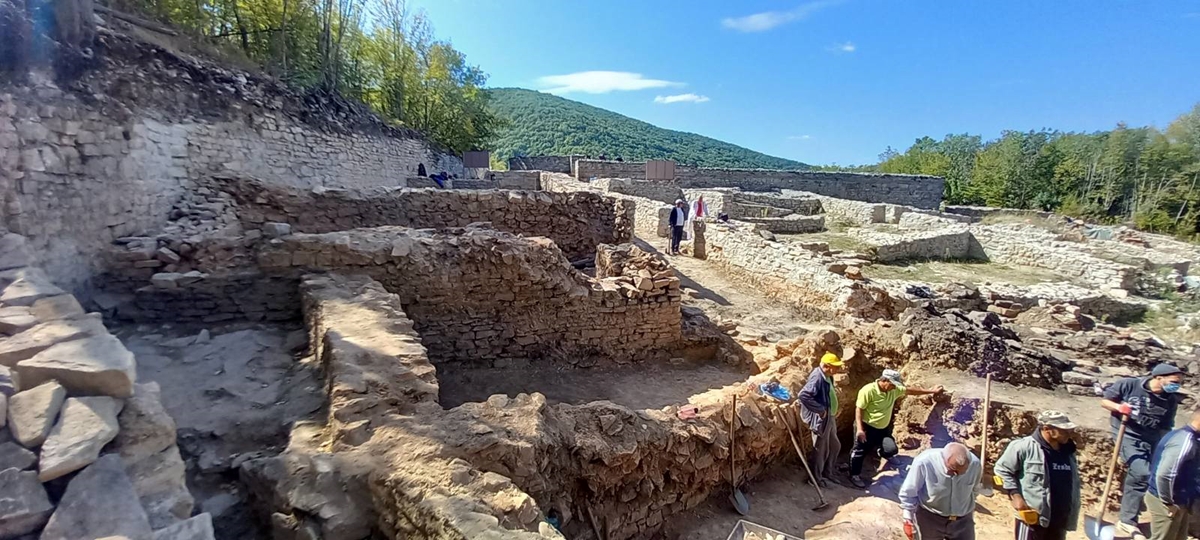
[
  {"xmin": 107, "ymin": 0, "xmax": 499, "ymax": 153},
  {"xmin": 487, "ymin": 88, "xmax": 809, "ymax": 170},
  {"xmin": 849, "ymin": 104, "xmax": 1200, "ymax": 239}
]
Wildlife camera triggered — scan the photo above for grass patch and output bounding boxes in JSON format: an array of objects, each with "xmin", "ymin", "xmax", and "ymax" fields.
[
  {"xmin": 1130, "ymin": 292, "xmax": 1200, "ymax": 343},
  {"xmin": 862, "ymin": 259, "xmax": 1067, "ymax": 286}
]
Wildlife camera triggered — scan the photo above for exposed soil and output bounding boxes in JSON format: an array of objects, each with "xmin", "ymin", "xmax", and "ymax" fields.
[
  {"xmin": 114, "ymin": 322, "xmax": 325, "ymax": 539},
  {"xmin": 437, "ymin": 359, "xmax": 751, "ymax": 410},
  {"xmin": 864, "ymin": 259, "xmax": 1067, "ymax": 287}
]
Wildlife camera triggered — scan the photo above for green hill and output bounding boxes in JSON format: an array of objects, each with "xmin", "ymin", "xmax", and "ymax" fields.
[{"xmin": 486, "ymin": 88, "xmax": 809, "ymax": 170}]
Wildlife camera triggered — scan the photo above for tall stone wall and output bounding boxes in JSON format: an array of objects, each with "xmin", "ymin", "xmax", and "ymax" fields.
[
  {"xmin": 0, "ymin": 33, "xmax": 460, "ymax": 294},
  {"xmin": 508, "ymin": 156, "xmax": 572, "ymax": 173},
  {"xmin": 541, "ymin": 173, "xmax": 670, "ymax": 239},
  {"xmin": 259, "ymin": 225, "xmax": 682, "ymax": 365},
  {"xmin": 593, "ymin": 178, "xmax": 684, "ymax": 204},
  {"xmin": 573, "ymin": 160, "xmax": 944, "ymax": 209},
  {"xmin": 211, "ymin": 176, "xmax": 632, "ymax": 260}
]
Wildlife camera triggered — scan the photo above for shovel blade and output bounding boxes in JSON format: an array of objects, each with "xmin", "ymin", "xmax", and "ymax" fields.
[
  {"xmin": 1083, "ymin": 517, "xmax": 1116, "ymax": 540},
  {"xmin": 730, "ymin": 490, "xmax": 750, "ymax": 516}
]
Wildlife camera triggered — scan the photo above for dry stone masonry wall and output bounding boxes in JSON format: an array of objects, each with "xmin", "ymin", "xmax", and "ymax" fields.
[
  {"xmin": 258, "ymin": 225, "xmax": 682, "ymax": 365},
  {"xmin": 971, "ymin": 223, "xmax": 1139, "ymax": 292},
  {"xmin": 573, "ymin": 159, "xmax": 944, "ymax": 209}
]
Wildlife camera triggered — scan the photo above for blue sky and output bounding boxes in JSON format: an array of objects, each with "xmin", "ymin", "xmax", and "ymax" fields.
[{"xmin": 410, "ymin": 1, "xmax": 1200, "ymax": 166}]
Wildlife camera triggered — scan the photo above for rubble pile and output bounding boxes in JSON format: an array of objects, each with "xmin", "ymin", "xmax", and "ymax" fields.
[{"xmin": 0, "ymin": 233, "xmax": 209, "ymax": 540}]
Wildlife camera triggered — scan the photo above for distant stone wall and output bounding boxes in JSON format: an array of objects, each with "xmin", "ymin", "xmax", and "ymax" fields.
[
  {"xmin": 260, "ymin": 225, "xmax": 682, "ymax": 365},
  {"xmin": 492, "ymin": 170, "xmax": 541, "ymax": 190},
  {"xmin": 594, "ymin": 178, "xmax": 684, "ymax": 204},
  {"xmin": 943, "ymin": 206, "xmax": 1053, "ymax": 222},
  {"xmin": 508, "ymin": 155, "xmax": 572, "ymax": 173},
  {"xmin": 542, "ymin": 173, "xmax": 670, "ymax": 239},
  {"xmin": 0, "ymin": 71, "xmax": 458, "ymax": 294},
  {"xmin": 851, "ymin": 227, "xmax": 972, "ymax": 263},
  {"xmin": 211, "ymin": 176, "xmax": 632, "ymax": 260},
  {"xmin": 102, "ymin": 271, "xmax": 299, "ymax": 323},
  {"xmin": 971, "ymin": 224, "xmax": 1139, "ymax": 291},
  {"xmin": 573, "ymin": 160, "xmax": 944, "ymax": 209},
  {"xmin": 740, "ymin": 216, "xmax": 825, "ymax": 234}
]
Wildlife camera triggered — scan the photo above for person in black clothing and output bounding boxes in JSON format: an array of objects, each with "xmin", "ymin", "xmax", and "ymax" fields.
[
  {"xmin": 668, "ymin": 199, "xmax": 688, "ymax": 255},
  {"xmin": 1100, "ymin": 363, "xmax": 1186, "ymax": 535},
  {"xmin": 417, "ymin": 163, "xmax": 427, "ymax": 177},
  {"xmin": 994, "ymin": 410, "xmax": 1081, "ymax": 540}
]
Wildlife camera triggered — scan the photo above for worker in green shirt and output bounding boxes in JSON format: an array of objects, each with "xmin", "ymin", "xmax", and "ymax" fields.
[{"xmin": 849, "ymin": 369, "xmax": 945, "ymax": 488}]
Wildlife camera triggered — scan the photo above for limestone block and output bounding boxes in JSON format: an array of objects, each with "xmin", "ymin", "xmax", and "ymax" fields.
[
  {"xmin": 16, "ymin": 333, "xmax": 138, "ymax": 398},
  {"xmin": 263, "ymin": 222, "xmax": 292, "ymax": 237},
  {"xmin": 39, "ymin": 396, "xmax": 124, "ymax": 481},
  {"xmin": 40, "ymin": 454, "xmax": 154, "ymax": 540},
  {"xmin": 125, "ymin": 444, "xmax": 193, "ymax": 528},
  {"xmin": 0, "ymin": 468, "xmax": 54, "ymax": 537},
  {"xmin": 0, "ymin": 233, "xmax": 34, "ymax": 271},
  {"xmin": 1061, "ymin": 371, "xmax": 1097, "ymax": 386},
  {"xmin": 0, "ymin": 306, "xmax": 37, "ymax": 334},
  {"xmin": 0, "ymin": 440, "xmax": 37, "ymax": 470},
  {"xmin": 0, "ymin": 267, "xmax": 65, "ymax": 306},
  {"xmin": 153, "ymin": 513, "xmax": 215, "ymax": 540},
  {"xmin": 151, "ymin": 272, "xmax": 183, "ymax": 289},
  {"xmin": 7, "ymin": 380, "xmax": 67, "ymax": 448},
  {"xmin": 29, "ymin": 294, "xmax": 85, "ymax": 321},
  {"xmin": 114, "ymin": 382, "xmax": 176, "ymax": 460},
  {"xmin": 0, "ymin": 313, "xmax": 105, "ymax": 366}
]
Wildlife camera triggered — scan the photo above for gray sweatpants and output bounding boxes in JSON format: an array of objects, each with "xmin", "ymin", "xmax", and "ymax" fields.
[
  {"xmin": 916, "ymin": 507, "xmax": 975, "ymax": 540},
  {"xmin": 809, "ymin": 415, "xmax": 841, "ymax": 480},
  {"xmin": 1119, "ymin": 435, "xmax": 1155, "ymax": 526}
]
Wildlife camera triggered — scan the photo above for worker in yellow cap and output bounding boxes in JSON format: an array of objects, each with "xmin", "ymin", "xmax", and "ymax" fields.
[{"xmin": 798, "ymin": 352, "xmax": 845, "ymax": 487}]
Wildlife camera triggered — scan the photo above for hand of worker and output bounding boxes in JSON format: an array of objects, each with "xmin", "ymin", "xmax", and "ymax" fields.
[
  {"xmin": 1117, "ymin": 403, "xmax": 1133, "ymax": 416},
  {"xmin": 903, "ymin": 520, "xmax": 915, "ymax": 540},
  {"xmin": 1167, "ymin": 504, "xmax": 1181, "ymax": 517},
  {"xmin": 1010, "ymin": 493, "xmax": 1030, "ymax": 512},
  {"xmin": 933, "ymin": 385, "xmax": 945, "ymax": 394},
  {"xmin": 856, "ymin": 429, "xmax": 867, "ymax": 443},
  {"xmin": 818, "ymin": 410, "xmax": 827, "ymax": 418}
]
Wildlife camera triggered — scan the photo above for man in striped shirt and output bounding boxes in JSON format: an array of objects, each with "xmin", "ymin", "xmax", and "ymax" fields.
[{"xmin": 1146, "ymin": 409, "xmax": 1200, "ymax": 540}]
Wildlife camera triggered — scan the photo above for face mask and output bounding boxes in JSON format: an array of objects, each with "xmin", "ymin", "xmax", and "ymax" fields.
[{"xmin": 1164, "ymin": 382, "xmax": 1182, "ymax": 393}]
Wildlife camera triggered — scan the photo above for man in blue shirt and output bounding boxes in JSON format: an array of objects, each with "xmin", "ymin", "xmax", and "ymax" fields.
[
  {"xmin": 1145, "ymin": 409, "xmax": 1200, "ymax": 540},
  {"xmin": 898, "ymin": 442, "xmax": 983, "ymax": 540},
  {"xmin": 798, "ymin": 352, "xmax": 844, "ymax": 487}
]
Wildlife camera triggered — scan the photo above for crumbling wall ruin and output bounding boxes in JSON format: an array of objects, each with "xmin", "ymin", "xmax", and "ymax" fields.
[
  {"xmin": 0, "ymin": 30, "xmax": 460, "ymax": 293},
  {"xmin": 258, "ymin": 226, "xmax": 682, "ymax": 365},
  {"xmin": 971, "ymin": 223, "xmax": 1139, "ymax": 292}
]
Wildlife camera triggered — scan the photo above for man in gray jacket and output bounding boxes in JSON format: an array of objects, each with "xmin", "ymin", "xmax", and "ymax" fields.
[
  {"xmin": 995, "ymin": 410, "xmax": 1081, "ymax": 540},
  {"xmin": 1145, "ymin": 409, "xmax": 1200, "ymax": 540},
  {"xmin": 798, "ymin": 352, "xmax": 844, "ymax": 487}
]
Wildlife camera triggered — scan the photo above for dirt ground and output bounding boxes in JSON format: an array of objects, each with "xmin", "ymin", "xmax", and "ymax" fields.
[
  {"xmin": 638, "ymin": 238, "xmax": 824, "ymax": 339},
  {"xmin": 114, "ymin": 322, "xmax": 325, "ymax": 539},
  {"xmin": 863, "ymin": 259, "xmax": 1068, "ymax": 287},
  {"xmin": 438, "ymin": 358, "xmax": 752, "ymax": 409}
]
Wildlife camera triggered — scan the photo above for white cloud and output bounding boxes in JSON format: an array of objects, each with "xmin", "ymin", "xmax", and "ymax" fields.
[
  {"xmin": 536, "ymin": 71, "xmax": 682, "ymax": 94},
  {"xmin": 787, "ymin": 135, "xmax": 813, "ymax": 140},
  {"xmin": 654, "ymin": 93, "xmax": 711, "ymax": 104},
  {"xmin": 721, "ymin": 0, "xmax": 841, "ymax": 33},
  {"xmin": 833, "ymin": 41, "xmax": 856, "ymax": 53}
]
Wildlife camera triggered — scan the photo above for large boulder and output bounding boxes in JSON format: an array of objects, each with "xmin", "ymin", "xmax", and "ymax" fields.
[
  {"xmin": 15, "ymin": 333, "xmax": 137, "ymax": 398},
  {"xmin": 7, "ymin": 379, "xmax": 67, "ymax": 447},
  {"xmin": 0, "ymin": 267, "xmax": 65, "ymax": 306},
  {"xmin": 0, "ymin": 440, "xmax": 37, "ymax": 470},
  {"xmin": 153, "ymin": 513, "xmax": 215, "ymax": 540},
  {"xmin": 0, "ymin": 314, "xmax": 106, "ymax": 367},
  {"xmin": 29, "ymin": 294, "xmax": 86, "ymax": 321},
  {"xmin": 0, "ymin": 468, "xmax": 54, "ymax": 537},
  {"xmin": 0, "ymin": 365, "xmax": 16, "ymax": 396},
  {"xmin": 0, "ymin": 305, "xmax": 37, "ymax": 334},
  {"xmin": 40, "ymin": 454, "xmax": 154, "ymax": 540},
  {"xmin": 115, "ymin": 383, "xmax": 193, "ymax": 528},
  {"xmin": 39, "ymin": 396, "xmax": 124, "ymax": 481}
]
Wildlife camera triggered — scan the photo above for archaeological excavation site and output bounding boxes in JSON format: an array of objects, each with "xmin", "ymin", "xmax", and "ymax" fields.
[{"xmin": 2, "ymin": 11, "xmax": 1200, "ymax": 540}]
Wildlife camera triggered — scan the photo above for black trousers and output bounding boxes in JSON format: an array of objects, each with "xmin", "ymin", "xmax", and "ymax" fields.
[
  {"xmin": 849, "ymin": 423, "xmax": 897, "ymax": 476},
  {"xmin": 670, "ymin": 225, "xmax": 684, "ymax": 253},
  {"xmin": 1013, "ymin": 520, "xmax": 1067, "ymax": 540}
]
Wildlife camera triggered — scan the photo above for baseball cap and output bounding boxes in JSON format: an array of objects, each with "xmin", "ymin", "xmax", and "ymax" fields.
[
  {"xmin": 821, "ymin": 352, "xmax": 843, "ymax": 367},
  {"xmin": 1152, "ymin": 364, "xmax": 1183, "ymax": 377},
  {"xmin": 880, "ymin": 369, "xmax": 903, "ymax": 386},
  {"xmin": 1037, "ymin": 410, "xmax": 1077, "ymax": 430}
]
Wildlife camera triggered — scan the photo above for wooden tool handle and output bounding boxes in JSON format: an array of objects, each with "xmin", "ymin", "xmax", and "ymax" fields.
[{"xmin": 1095, "ymin": 414, "xmax": 1129, "ymax": 524}]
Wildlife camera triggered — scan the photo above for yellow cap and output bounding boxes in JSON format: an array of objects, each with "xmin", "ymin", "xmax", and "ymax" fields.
[{"xmin": 821, "ymin": 352, "xmax": 843, "ymax": 367}]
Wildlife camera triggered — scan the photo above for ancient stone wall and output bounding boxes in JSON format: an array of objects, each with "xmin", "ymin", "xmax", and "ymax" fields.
[
  {"xmin": 740, "ymin": 215, "xmax": 825, "ymax": 234},
  {"xmin": 573, "ymin": 160, "xmax": 944, "ymax": 209},
  {"xmin": 102, "ymin": 272, "xmax": 299, "ymax": 323},
  {"xmin": 508, "ymin": 156, "xmax": 572, "ymax": 173},
  {"xmin": 211, "ymin": 176, "xmax": 632, "ymax": 260},
  {"xmin": 593, "ymin": 178, "xmax": 684, "ymax": 204},
  {"xmin": 943, "ymin": 205, "xmax": 1054, "ymax": 222},
  {"xmin": 0, "ymin": 32, "xmax": 459, "ymax": 294},
  {"xmin": 851, "ymin": 226, "xmax": 972, "ymax": 263},
  {"xmin": 703, "ymin": 221, "xmax": 896, "ymax": 320},
  {"xmin": 259, "ymin": 226, "xmax": 682, "ymax": 365},
  {"xmin": 491, "ymin": 170, "xmax": 542, "ymax": 190},
  {"xmin": 541, "ymin": 173, "xmax": 670, "ymax": 239},
  {"xmin": 971, "ymin": 224, "xmax": 1139, "ymax": 291}
]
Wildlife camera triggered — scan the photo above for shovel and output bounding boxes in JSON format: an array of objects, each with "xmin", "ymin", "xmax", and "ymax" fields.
[
  {"xmin": 729, "ymin": 394, "xmax": 750, "ymax": 515},
  {"xmin": 1085, "ymin": 414, "xmax": 1128, "ymax": 540},
  {"xmin": 978, "ymin": 374, "xmax": 994, "ymax": 498},
  {"xmin": 774, "ymin": 406, "xmax": 829, "ymax": 511}
]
